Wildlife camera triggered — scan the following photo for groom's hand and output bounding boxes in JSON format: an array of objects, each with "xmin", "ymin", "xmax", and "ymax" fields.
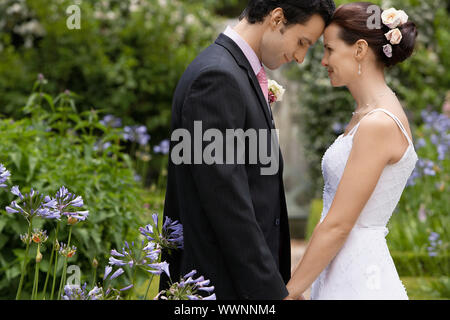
[{"xmin": 283, "ymin": 294, "xmax": 305, "ymax": 300}]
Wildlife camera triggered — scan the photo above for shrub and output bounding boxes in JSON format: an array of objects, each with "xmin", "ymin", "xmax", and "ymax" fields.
[
  {"xmin": 0, "ymin": 0, "xmax": 217, "ymax": 147},
  {"xmin": 0, "ymin": 77, "xmax": 148, "ymax": 299}
]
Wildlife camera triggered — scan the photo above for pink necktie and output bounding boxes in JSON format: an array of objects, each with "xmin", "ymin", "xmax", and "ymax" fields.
[{"xmin": 256, "ymin": 67, "xmax": 268, "ymax": 103}]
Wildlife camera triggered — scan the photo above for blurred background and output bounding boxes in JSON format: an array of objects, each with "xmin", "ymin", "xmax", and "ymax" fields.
[{"xmin": 0, "ymin": 0, "xmax": 448, "ymax": 299}]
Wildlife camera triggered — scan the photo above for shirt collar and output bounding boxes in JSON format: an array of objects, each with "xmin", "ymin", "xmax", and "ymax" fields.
[{"xmin": 223, "ymin": 26, "xmax": 262, "ymax": 76}]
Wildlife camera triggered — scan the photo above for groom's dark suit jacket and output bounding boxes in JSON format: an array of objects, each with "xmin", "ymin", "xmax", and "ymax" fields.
[{"xmin": 160, "ymin": 33, "xmax": 291, "ymax": 300}]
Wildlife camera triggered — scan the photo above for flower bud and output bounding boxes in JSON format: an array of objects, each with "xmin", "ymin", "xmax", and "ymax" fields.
[
  {"xmin": 67, "ymin": 216, "xmax": 78, "ymax": 225},
  {"xmin": 92, "ymin": 257, "xmax": 98, "ymax": 268},
  {"xmin": 36, "ymin": 249, "xmax": 43, "ymax": 263}
]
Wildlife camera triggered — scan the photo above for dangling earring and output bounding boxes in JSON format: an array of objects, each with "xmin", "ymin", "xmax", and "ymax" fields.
[{"xmin": 358, "ymin": 63, "xmax": 362, "ymax": 76}]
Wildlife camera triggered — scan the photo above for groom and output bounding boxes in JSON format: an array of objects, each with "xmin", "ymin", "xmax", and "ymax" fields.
[{"xmin": 161, "ymin": 0, "xmax": 335, "ymax": 300}]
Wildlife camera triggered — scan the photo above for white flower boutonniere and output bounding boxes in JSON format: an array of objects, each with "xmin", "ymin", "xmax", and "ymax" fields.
[{"xmin": 268, "ymin": 79, "xmax": 285, "ymax": 106}]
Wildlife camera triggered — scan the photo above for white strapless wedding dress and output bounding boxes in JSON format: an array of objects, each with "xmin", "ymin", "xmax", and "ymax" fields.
[{"xmin": 310, "ymin": 108, "xmax": 418, "ymax": 300}]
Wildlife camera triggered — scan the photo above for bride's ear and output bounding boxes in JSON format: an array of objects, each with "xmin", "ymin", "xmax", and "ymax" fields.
[{"xmin": 354, "ymin": 39, "xmax": 369, "ymax": 61}]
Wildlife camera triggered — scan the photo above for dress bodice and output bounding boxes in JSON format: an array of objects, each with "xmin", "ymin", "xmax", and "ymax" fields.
[{"xmin": 320, "ymin": 108, "xmax": 418, "ymax": 229}]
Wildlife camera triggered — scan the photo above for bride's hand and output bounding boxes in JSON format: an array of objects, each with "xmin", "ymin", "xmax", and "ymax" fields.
[{"xmin": 283, "ymin": 294, "xmax": 306, "ymax": 300}]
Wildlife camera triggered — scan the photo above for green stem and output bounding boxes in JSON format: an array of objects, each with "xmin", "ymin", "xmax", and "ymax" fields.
[
  {"xmin": 143, "ymin": 274, "xmax": 154, "ymax": 300},
  {"xmin": 31, "ymin": 264, "xmax": 38, "ymax": 300},
  {"xmin": 57, "ymin": 225, "xmax": 73, "ymax": 300},
  {"xmin": 41, "ymin": 223, "xmax": 59, "ymax": 299},
  {"xmin": 15, "ymin": 220, "xmax": 33, "ymax": 300},
  {"xmin": 31, "ymin": 243, "xmax": 41, "ymax": 300},
  {"xmin": 91, "ymin": 268, "xmax": 97, "ymax": 288},
  {"xmin": 50, "ymin": 251, "xmax": 59, "ymax": 300},
  {"xmin": 130, "ymin": 268, "xmax": 137, "ymax": 300},
  {"xmin": 144, "ymin": 251, "xmax": 161, "ymax": 300}
]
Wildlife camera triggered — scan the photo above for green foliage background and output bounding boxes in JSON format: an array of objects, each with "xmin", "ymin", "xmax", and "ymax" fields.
[
  {"xmin": 0, "ymin": 0, "xmax": 217, "ymax": 143},
  {"xmin": 284, "ymin": 0, "xmax": 449, "ymax": 193}
]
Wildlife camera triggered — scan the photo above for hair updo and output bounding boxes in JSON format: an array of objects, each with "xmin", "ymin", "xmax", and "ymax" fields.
[{"xmin": 330, "ymin": 2, "xmax": 418, "ymax": 67}]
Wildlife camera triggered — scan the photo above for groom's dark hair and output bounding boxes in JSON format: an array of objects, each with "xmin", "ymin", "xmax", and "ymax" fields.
[{"xmin": 239, "ymin": 0, "xmax": 336, "ymax": 26}]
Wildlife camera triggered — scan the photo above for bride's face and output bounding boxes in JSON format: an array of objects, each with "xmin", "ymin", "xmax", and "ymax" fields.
[{"xmin": 321, "ymin": 24, "xmax": 359, "ymax": 87}]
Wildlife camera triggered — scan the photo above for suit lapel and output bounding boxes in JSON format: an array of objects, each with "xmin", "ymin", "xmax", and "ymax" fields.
[{"xmin": 215, "ymin": 34, "xmax": 274, "ymax": 130}]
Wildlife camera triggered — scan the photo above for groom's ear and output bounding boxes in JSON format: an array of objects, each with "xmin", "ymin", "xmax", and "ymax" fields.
[
  {"xmin": 268, "ymin": 7, "xmax": 286, "ymax": 30},
  {"xmin": 354, "ymin": 39, "xmax": 369, "ymax": 61}
]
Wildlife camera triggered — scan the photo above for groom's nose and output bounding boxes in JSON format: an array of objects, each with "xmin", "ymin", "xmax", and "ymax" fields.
[
  {"xmin": 321, "ymin": 57, "xmax": 328, "ymax": 67},
  {"xmin": 293, "ymin": 52, "xmax": 304, "ymax": 64}
]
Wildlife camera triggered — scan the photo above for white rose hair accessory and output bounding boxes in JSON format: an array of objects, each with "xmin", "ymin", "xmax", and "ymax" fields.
[
  {"xmin": 381, "ymin": 8, "xmax": 409, "ymax": 58},
  {"xmin": 385, "ymin": 28, "xmax": 403, "ymax": 45}
]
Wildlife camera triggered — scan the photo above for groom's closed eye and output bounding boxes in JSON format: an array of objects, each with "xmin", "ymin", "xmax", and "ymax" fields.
[{"xmin": 298, "ymin": 37, "xmax": 312, "ymax": 47}]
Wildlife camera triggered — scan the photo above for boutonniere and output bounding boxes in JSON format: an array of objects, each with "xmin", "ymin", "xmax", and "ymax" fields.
[{"xmin": 268, "ymin": 79, "xmax": 285, "ymax": 106}]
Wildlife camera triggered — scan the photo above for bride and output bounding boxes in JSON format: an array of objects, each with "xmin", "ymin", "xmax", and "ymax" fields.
[{"xmin": 284, "ymin": 3, "xmax": 418, "ymax": 300}]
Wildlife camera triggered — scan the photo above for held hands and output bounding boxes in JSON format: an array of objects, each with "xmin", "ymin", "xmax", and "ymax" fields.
[{"xmin": 283, "ymin": 294, "xmax": 306, "ymax": 300}]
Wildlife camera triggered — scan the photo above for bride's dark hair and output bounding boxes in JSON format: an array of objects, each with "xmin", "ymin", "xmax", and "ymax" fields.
[{"xmin": 330, "ymin": 2, "xmax": 418, "ymax": 67}]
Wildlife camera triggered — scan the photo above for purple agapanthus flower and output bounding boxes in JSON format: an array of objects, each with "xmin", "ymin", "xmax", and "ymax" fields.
[
  {"xmin": 46, "ymin": 186, "xmax": 89, "ymax": 223},
  {"xmin": 108, "ymin": 268, "xmax": 125, "ymax": 281},
  {"xmin": 100, "ymin": 114, "xmax": 122, "ymax": 128},
  {"xmin": 120, "ymin": 284, "xmax": 134, "ymax": 292},
  {"xmin": 406, "ymin": 157, "xmax": 441, "ymax": 187},
  {"xmin": 153, "ymin": 139, "xmax": 170, "ymax": 155},
  {"xmin": 418, "ymin": 109, "xmax": 450, "ymax": 162},
  {"xmin": 104, "ymin": 265, "xmax": 113, "ymax": 280},
  {"xmin": 6, "ymin": 186, "xmax": 59, "ymax": 221},
  {"xmin": 123, "ymin": 125, "xmax": 151, "ymax": 146},
  {"xmin": 0, "ymin": 164, "xmax": 11, "ymax": 188},
  {"xmin": 62, "ymin": 283, "xmax": 106, "ymax": 300},
  {"xmin": 427, "ymin": 231, "xmax": 443, "ymax": 257},
  {"xmin": 93, "ymin": 141, "xmax": 112, "ymax": 152},
  {"xmin": 62, "ymin": 284, "xmax": 88, "ymax": 300},
  {"xmin": 139, "ymin": 213, "xmax": 184, "ymax": 250},
  {"xmin": 332, "ymin": 122, "xmax": 345, "ymax": 135},
  {"xmin": 108, "ymin": 240, "xmax": 166, "ymax": 275},
  {"xmin": 58, "ymin": 242, "xmax": 77, "ymax": 258},
  {"xmin": 415, "ymin": 138, "xmax": 426, "ymax": 149},
  {"xmin": 155, "ymin": 270, "xmax": 216, "ymax": 300}
]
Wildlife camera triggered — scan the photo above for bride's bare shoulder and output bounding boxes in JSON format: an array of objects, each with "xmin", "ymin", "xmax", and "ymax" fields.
[
  {"xmin": 358, "ymin": 111, "xmax": 399, "ymax": 135},
  {"xmin": 361, "ymin": 107, "xmax": 413, "ymax": 141}
]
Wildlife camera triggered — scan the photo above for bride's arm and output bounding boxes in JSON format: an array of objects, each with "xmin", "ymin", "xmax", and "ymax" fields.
[{"xmin": 285, "ymin": 114, "xmax": 396, "ymax": 300}]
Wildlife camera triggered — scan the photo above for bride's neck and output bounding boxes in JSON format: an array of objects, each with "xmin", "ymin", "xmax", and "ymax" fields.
[{"xmin": 347, "ymin": 69, "xmax": 390, "ymax": 112}]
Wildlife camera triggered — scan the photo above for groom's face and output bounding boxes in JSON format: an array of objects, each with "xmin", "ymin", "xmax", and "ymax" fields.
[{"xmin": 261, "ymin": 14, "xmax": 325, "ymax": 70}]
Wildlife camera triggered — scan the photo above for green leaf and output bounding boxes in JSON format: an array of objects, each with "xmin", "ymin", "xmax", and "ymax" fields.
[
  {"xmin": 26, "ymin": 155, "xmax": 39, "ymax": 183},
  {"xmin": 9, "ymin": 151, "xmax": 22, "ymax": 171}
]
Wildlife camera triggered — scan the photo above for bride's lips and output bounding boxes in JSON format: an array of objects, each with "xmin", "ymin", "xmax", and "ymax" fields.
[{"xmin": 284, "ymin": 54, "xmax": 289, "ymax": 63}]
